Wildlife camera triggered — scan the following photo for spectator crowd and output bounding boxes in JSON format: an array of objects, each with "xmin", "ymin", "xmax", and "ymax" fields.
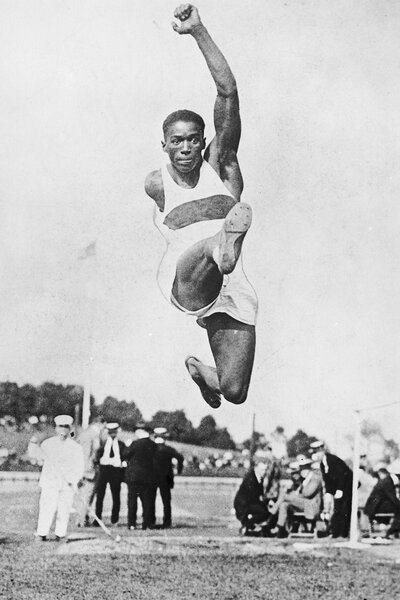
[
  {"xmin": 1, "ymin": 413, "xmax": 399, "ymax": 542},
  {"xmin": 234, "ymin": 440, "xmax": 400, "ymax": 540}
]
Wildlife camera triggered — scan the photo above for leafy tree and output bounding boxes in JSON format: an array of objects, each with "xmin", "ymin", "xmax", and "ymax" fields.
[
  {"xmin": 195, "ymin": 415, "xmax": 236, "ymax": 449},
  {"xmin": 360, "ymin": 419, "xmax": 400, "ymax": 462},
  {"xmin": 97, "ymin": 396, "xmax": 143, "ymax": 431},
  {"xmin": 19, "ymin": 384, "xmax": 39, "ymax": 418},
  {"xmin": 196, "ymin": 415, "xmax": 217, "ymax": 443},
  {"xmin": 286, "ymin": 429, "xmax": 319, "ymax": 459},
  {"xmin": 149, "ymin": 410, "xmax": 196, "ymax": 443},
  {"xmin": 35, "ymin": 382, "xmax": 79, "ymax": 420},
  {"xmin": 0, "ymin": 382, "xmax": 22, "ymax": 423}
]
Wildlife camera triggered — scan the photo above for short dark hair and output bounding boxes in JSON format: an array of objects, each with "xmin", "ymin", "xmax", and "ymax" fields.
[
  {"xmin": 162, "ymin": 109, "xmax": 205, "ymax": 138},
  {"xmin": 377, "ymin": 467, "xmax": 389, "ymax": 476}
]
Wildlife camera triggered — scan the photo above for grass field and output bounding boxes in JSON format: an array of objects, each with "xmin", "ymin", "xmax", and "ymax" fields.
[{"xmin": 1, "ymin": 481, "xmax": 399, "ymax": 600}]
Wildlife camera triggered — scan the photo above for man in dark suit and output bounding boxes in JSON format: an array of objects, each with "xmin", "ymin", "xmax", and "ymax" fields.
[
  {"xmin": 364, "ymin": 467, "xmax": 400, "ymax": 538},
  {"xmin": 94, "ymin": 422, "xmax": 126, "ymax": 526},
  {"xmin": 310, "ymin": 440, "xmax": 353, "ymax": 538},
  {"xmin": 234, "ymin": 456, "xmax": 270, "ymax": 535},
  {"xmin": 148, "ymin": 427, "xmax": 184, "ymax": 529},
  {"xmin": 123, "ymin": 423, "xmax": 157, "ymax": 530}
]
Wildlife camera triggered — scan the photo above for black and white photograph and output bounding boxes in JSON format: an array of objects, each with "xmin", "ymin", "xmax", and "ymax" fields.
[{"xmin": 1, "ymin": 1, "xmax": 399, "ymax": 598}]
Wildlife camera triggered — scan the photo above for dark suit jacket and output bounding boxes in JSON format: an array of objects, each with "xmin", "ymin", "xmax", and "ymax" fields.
[
  {"xmin": 364, "ymin": 475, "xmax": 400, "ymax": 517},
  {"xmin": 123, "ymin": 437, "xmax": 157, "ymax": 484},
  {"xmin": 234, "ymin": 469, "xmax": 266, "ymax": 520},
  {"xmin": 153, "ymin": 443, "xmax": 184, "ymax": 488},
  {"xmin": 321, "ymin": 453, "xmax": 353, "ymax": 496}
]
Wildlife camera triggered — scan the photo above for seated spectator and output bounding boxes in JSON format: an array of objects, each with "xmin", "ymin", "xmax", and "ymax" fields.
[
  {"xmin": 364, "ymin": 467, "xmax": 400, "ymax": 539},
  {"xmin": 234, "ymin": 456, "xmax": 271, "ymax": 536},
  {"xmin": 269, "ymin": 458, "xmax": 323, "ymax": 538}
]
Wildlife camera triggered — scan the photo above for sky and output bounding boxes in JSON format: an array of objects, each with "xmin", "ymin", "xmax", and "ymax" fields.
[{"xmin": 1, "ymin": 0, "xmax": 400, "ymax": 451}]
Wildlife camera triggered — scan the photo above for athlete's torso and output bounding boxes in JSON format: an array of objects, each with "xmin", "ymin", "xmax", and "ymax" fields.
[
  {"xmin": 150, "ymin": 159, "xmax": 258, "ymax": 326},
  {"xmin": 154, "ymin": 159, "xmax": 237, "ymax": 246}
]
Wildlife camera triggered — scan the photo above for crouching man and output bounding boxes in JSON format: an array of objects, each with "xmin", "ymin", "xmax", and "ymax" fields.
[{"xmin": 234, "ymin": 456, "xmax": 270, "ymax": 536}]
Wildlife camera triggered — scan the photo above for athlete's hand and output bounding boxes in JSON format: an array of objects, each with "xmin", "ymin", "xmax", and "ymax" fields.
[{"xmin": 172, "ymin": 4, "xmax": 203, "ymax": 35}]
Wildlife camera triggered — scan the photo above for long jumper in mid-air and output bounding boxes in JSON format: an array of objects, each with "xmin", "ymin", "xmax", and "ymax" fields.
[{"xmin": 145, "ymin": 4, "xmax": 258, "ymax": 409}]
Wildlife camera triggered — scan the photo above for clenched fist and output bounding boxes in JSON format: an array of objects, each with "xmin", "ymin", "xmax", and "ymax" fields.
[{"xmin": 172, "ymin": 4, "xmax": 203, "ymax": 35}]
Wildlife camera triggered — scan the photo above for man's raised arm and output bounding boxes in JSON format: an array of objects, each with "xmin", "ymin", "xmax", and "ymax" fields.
[{"xmin": 172, "ymin": 5, "xmax": 241, "ymax": 158}]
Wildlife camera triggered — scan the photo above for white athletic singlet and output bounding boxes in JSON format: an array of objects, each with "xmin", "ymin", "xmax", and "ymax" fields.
[{"xmin": 153, "ymin": 160, "xmax": 258, "ymax": 327}]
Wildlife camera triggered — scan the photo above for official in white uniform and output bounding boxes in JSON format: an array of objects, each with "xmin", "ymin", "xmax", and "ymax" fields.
[{"xmin": 35, "ymin": 414, "xmax": 84, "ymax": 541}]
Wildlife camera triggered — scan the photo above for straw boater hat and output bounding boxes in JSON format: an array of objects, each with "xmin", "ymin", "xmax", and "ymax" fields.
[{"xmin": 309, "ymin": 440, "xmax": 325, "ymax": 450}]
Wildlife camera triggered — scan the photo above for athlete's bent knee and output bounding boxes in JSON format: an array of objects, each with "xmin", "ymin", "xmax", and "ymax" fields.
[{"xmin": 221, "ymin": 382, "xmax": 248, "ymax": 405}]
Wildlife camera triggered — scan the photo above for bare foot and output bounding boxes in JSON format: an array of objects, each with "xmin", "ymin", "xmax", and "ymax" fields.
[
  {"xmin": 219, "ymin": 203, "xmax": 252, "ymax": 274},
  {"xmin": 184, "ymin": 356, "xmax": 221, "ymax": 409}
]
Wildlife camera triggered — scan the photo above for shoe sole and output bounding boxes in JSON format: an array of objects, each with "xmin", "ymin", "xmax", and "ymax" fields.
[
  {"xmin": 185, "ymin": 356, "xmax": 221, "ymax": 409},
  {"xmin": 219, "ymin": 203, "xmax": 252, "ymax": 274}
]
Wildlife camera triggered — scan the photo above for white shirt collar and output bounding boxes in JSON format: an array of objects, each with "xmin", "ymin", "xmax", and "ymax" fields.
[{"xmin": 322, "ymin": 455, "xmax": 329, "ymax": 472}]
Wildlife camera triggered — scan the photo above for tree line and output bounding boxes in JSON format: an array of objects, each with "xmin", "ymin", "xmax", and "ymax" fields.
[
  {"xmin": 0, "ymin": 381, "xmax": 236, "ymax": 449},
  {"xmin": 5, "ymin": 380, "xmax": 395, "ymax": 460}
]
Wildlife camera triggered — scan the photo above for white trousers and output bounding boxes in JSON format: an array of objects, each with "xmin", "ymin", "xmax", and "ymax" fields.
[{"xmin": 36, "ymin": 486, "xmax": 75, "ymax": 538}]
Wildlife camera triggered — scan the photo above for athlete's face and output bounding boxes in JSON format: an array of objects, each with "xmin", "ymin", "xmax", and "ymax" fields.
[{"xmin": 162, "ymin": 120, "xmax": 205, "ymax": 174}]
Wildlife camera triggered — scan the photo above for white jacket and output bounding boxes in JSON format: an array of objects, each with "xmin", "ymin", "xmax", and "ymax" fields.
[{"xmin": 39, "ymin": 436, "xmax": 84, "ymax": 490}]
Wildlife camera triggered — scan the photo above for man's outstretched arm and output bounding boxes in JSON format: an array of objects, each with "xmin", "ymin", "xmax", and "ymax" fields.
[{"xmin": 172, "ymin": 5, "xmax": 241, "ymax": 182}]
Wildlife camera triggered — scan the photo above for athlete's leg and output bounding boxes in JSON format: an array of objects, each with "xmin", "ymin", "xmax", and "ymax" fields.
[
  {"xmin": 206, "ymin": 313, "xmax": 255, "ymax": 404},
  {"xmin": 186, "ymin": 313, "xmax": 255, "ymax": 405},
  {"xmin": 173, "ymin": 238, "xmax": 223, "ymax": 311},
  {"xmin": 172, "ymin": 203, "xmax": 252, "ymax": 311}
]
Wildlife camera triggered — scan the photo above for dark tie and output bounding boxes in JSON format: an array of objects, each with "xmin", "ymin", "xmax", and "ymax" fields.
[{"xmin": 110, "ymin": 443, "xmax": 114, "ymax": 458}]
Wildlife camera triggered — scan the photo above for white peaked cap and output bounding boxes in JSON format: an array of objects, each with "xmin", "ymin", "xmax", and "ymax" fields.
[
  {"xmin": 106, "ymin": 422, "xmax": 120, "ymax": 431},
  {"xmin": 54, "ymin": 414, "xmax": 74, "ymax": 426}
]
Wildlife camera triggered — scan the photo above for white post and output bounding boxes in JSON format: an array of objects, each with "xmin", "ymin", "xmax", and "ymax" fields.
[
  {"xmin": 82, "ymin": 378, "xmax": 91, "ymax": 430},
  {"xmin": 349, "ymin": 410, "xmax": 361, "ymax": 545},
  {"xmin": 78, "ymin": 241, "xmax": 97, "ymax": 430},
  {"xmin": 81, "ymin": 304, "xmax": 95, "ymax": 430}
]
